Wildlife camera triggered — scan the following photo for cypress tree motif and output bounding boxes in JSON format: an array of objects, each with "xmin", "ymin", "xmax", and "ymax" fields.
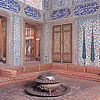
[
  {"xmin": 82, "ymin": 27, "xmax": 86, "ymax": 66},
  {"xmin": 99, "ymin": 49, "xmax": 100, "ymax": 65},
  {"xmin": 99, "ymin": 49, "xmax": 100, "ymax": 59},
  {"xmin": 90, "ymin": 24, "xmax": 95, "ymax": 62}
]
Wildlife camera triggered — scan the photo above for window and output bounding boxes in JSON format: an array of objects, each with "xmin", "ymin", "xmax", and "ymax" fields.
[
  {"xmin": 25, "ymin": 24, "xmax": 40, "ymax": 62},
  {"xmin": 0, "ymin": 16, "xmax": 7, "ymax": 63}
]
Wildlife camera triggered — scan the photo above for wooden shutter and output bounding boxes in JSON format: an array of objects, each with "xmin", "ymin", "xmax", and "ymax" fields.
[
  {"xmin": 62, "ymin": 24, "xmax": 72, "ymax": 63},
  {"xmin": 2, "ymin": 18, "xmax": 7, "ymax": 58},
  {"xmin": 0, "ymin": 18, "xmax": 7, "ymax": 59},
  {"xmin": 25, "ymin": 25, "xmax": 36, "ymax": 61},
  {"xmin": 0, "ymin": 19, "xmax": 1, "ymax": 58},
  {"xmin": 52, "ymin": 25, "xmax": 61, "ymax": 62}
]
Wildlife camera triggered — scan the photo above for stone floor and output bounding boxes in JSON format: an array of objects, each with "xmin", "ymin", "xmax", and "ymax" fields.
[{"xmin": 0, "ymin": 77, "xmax": 100, "ymax": 100}]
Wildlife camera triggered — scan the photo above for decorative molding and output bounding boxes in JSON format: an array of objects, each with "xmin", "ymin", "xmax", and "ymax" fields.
[
  {"xmin": 0, "ymin": 0, "xmax": 21, "ymax": 13},
  {"xmin": 74, "ymin": 2, "xmax": 99, "ymax": 16},
  {"xmin": 12, "ymin": 14, "xmax": 22, "ymax": 66},
  {"xmin": 51, "ymin": 8, "xmax": 70, "ymax": 20},
  {"xmin": 24, "ymin": 6, "xmax": 41, "ymax": 20}
]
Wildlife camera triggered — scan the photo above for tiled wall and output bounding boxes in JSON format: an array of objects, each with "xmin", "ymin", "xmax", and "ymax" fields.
[
  {"xmin": 51, "ymin": 8, "xmax": 71, "ymax": 20},
  {"xmin": 44, "ymin": 0, "xmax": 100, "ymax": 67},
  {"xmin": 23, "ymin": 5, "xmax": 42, "ymax": 20},
  {"xmin": 0, "ymin": 0, "xmax": 44, "ymax": 66},
  {"xmin": 12, "ymin": 14, "xmax": 22, "ymax": 66},
  {"xmin": 78, "ymin": 18, "xmax": 100, "ymax": 67},
  {"xmin": 0, "ymin": 0, "xmax": 21, "ymax": 13},
  {"xmin": 25, "ymin": 0, "xmax": 42, "ymax": 10},
  {"xmin": 52, "ymin": 0, "xmax": 72, "ymax": 9},
  {"xmin": 0, "ymin": 0, "xmax": 100, "ymax": 67},
  {"xmin": 74, "ymin": 0, "xmax": 98, "ymax": 4},
  {"xmin": 44, "ymin": 0, "xmax": 99, "ymax": 10},
  {"xmin": 44, "ymin": 0, "xmax": 51, "ymax": 11},
  {"xmin": 44, "ymin": 1, "xmax": 99, "ymax": 22},
  {"xmin": 0, "ymin": 0, "xmax": 43, "ymax": 22},
  {"xmin": 74, "ymin": 2, "xmax": 99, "ymax": 16},
  {"xmin": 44, "ymin": 0, "xmax": 72, "ymax": 11},
  {"xmin": 43, "ymin": 23, "xmax": 49, "ymax": 63}
]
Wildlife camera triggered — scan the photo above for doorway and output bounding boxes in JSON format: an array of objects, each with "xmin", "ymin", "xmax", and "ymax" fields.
[{"xmin": 52, "ymin": 24, "xmax": 72, "ymax": 63}]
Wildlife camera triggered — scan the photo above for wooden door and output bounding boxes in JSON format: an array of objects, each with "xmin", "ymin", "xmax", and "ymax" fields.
[
  {"xmin": 62, "ymin": 24, "xmax": 72, "ymax": 63},
  {"xmin": 52, "ymin": 25, "xmax": 61, "ymax": 62},
  {"xmin": 52, "ymin": 24, "xmax": 72, "ymax": 63}
]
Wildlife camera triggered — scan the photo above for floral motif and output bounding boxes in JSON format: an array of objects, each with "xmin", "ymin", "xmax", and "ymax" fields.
[
  {"xmin": 51, "ymin": 8, "xmax": 70, "ymax": 20},
  {"xmin": 74, "ymin": 2, "xmax": 99, "ymax": 16},
  {"xmin": 0, "ymin": 0, "xmax": 21, "ymax": 13}
]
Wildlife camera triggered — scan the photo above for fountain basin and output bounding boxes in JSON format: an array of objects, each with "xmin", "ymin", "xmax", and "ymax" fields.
[{"xmin": 25, "ymin": 71, "xmax": 70, "ymax": 97}]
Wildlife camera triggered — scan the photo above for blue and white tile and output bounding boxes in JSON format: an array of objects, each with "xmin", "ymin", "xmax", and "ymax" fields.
[
  {"xmin": 43, "ymin": 23, "xmax": 49, "ymax": 63},
  {"xmin": 12, "ymin": 14, "xmax": 22, "ymax": 66},
  {"xmin": 0, "ymin": 0, "xmax": 21, "ymax": 13}
]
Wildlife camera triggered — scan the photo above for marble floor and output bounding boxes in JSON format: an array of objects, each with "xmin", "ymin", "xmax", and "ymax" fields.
[{"xmin": 0, "ymin": 77, "xmax": 100, "ymax": 100}]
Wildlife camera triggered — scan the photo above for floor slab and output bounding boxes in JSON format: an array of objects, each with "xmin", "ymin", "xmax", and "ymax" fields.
[{"xmin": 0, "ymin": 77, "xmax": 100, "ymax": 100}]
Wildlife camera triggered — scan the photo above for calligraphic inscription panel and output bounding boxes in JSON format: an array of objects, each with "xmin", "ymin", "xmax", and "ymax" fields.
[
  {"xmin": 62, "ymin": 24, "xmax": 72, "ymax": 63},
  {"xmin": 53, "ymin": 25, "xmax": 61, "ymax": 62}
]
